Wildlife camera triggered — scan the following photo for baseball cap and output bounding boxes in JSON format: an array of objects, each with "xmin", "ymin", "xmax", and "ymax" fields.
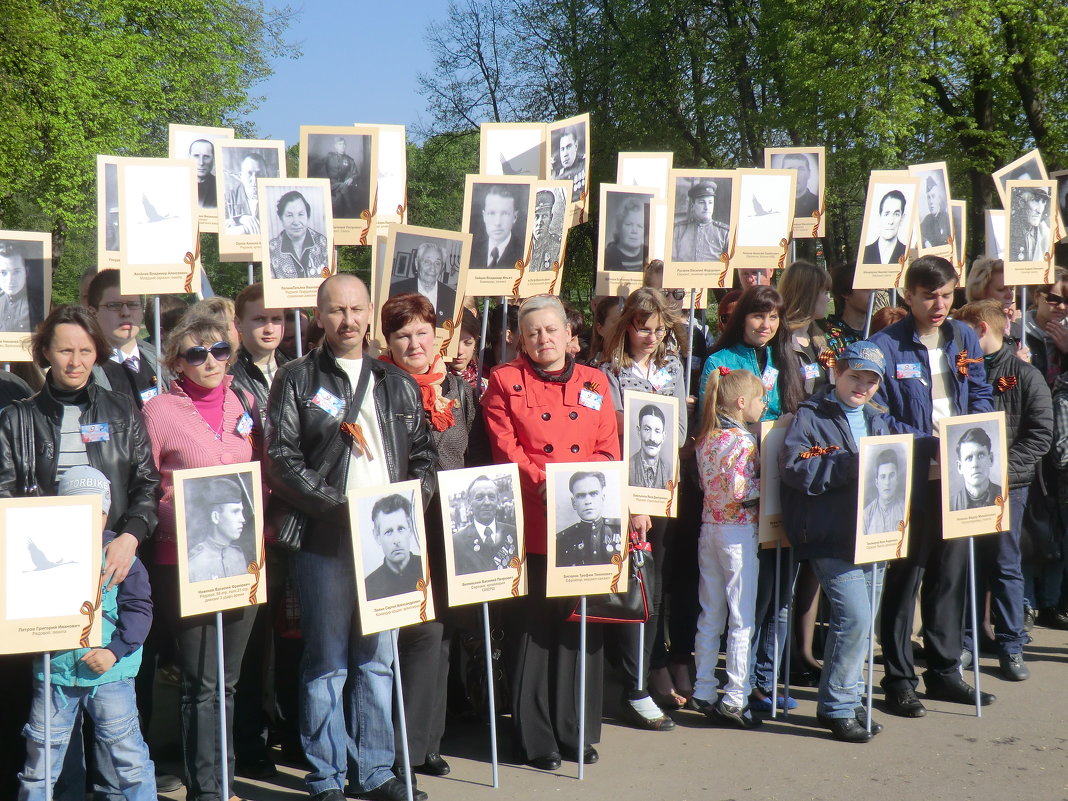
[
  {"xmin": 57, "ymin": 465, "xmax": 112, "ymax": 515},
  {"xmin": 838, "ymin": 341, "xmax": 885, "ymax": 378}
]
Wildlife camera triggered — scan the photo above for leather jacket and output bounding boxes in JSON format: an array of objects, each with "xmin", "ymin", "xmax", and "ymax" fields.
[
  {"xmin": 230, "ymin": 346, "xmax": 290, "ymax": 428},
  {"xmin": 264, "ymin": 344, "xmax": 437, "ymax": 557},
  {"xmin": 0, "ymin": 378, "xmax": 160, "ymax": 541}
]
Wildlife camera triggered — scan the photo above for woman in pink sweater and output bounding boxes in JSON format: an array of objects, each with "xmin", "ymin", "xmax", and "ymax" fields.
[{"xmin": 142, "ymin": 311, "xmax": 258, "ymax": 801}]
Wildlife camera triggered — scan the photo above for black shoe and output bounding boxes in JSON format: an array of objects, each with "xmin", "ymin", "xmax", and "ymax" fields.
[
  {"xmin": 712, "ymin": 699, "xmax": 761, "ymax": 729},
  {"xmin": 883, "ymin": 687, "xmax": 927, "ymax": 717},
  {"xmin": 527, "ymin": 751, "xmax": 562, "ymax": 771},
  {"xmin": 155, "ymin": 773, "xmax": 183, "ymax": 793},
  {"xmin": 355, "ymin": 777, "xmax": 428, "ymax": 801},
  {"xmin": 998, "ymin": 652, "xmax": 1031, "ymax": 682},
  {"xmin": 854, "ymin": 706, "xmax": 883, "ymax": 735},
  {"xmin": 236, "ymin": 754, "xmax": 277, "ymax": 780},
  {"xmin": 690, "ymin": 695, "xmax": 718, "ymax": 718},
  {"xmin": 924, "ymin": 674, "xmax": 996, "ymax": 706},
  {"xmin": 415, "ymin": 752, "xmax": 450, "ymax": 776},
  {"xmin": 620, "ymin": 694, "xmax": 676, "ymax": 731},
  {"xmin": 560, "ymin": 744, "xmax": 598, "ymax": 764},
  {"xmin": 312, "ymin": 791, "xmax": 346, "ymax": 801},
  {"xmin": 1023, "ymin": 606, "xmax": 1036, "ymax": 632},
  {"xmin": 1036, "ymin": 607, "xmax": 1068, "ymax": 629},
  {"xmin": 829, "ymin": 717, "xmax": 873, "ymax": 743}
]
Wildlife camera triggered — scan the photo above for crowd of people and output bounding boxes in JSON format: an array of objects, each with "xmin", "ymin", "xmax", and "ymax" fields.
[{"xmin": 2, "ymin": 251, "xmax": 1068, "ymax": 801}]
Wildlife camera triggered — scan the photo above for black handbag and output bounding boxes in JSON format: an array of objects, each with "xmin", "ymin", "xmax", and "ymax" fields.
[{"xmin": 568, "ymin": 541, "xmax": 652, "ymax": 624}]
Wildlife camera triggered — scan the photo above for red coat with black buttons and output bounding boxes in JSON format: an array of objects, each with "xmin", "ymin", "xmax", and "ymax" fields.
[{"xmin": 481, "ymin": 357, "xmax": 620, "ymax": 554}]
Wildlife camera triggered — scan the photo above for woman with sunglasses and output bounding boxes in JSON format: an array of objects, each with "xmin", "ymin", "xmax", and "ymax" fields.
[
  {"xmin": 141, "ymin": 312, "xmax": 257, "ymax": 801},
  {"xmin": 595, "ymin": 287, "xmax": 687, "ymax": 731},
  {"xmin": 1016, "ymin": 267, "xmax": 1068, "ymax": 386}
]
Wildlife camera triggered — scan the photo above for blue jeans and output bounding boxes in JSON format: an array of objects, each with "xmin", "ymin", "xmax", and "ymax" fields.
[
  {"xmin": 18, "ymin": 678, "xmax": 155, "ymax": 801},
  {"xmin": 749, "ymin": 545, "xmax": 796, "ymax": 693},
  {"xmin": 809, "ymin": 558, "xmax": 883, "ymax": 719},
  {"xmin": 293, "ymin": 548, "xmax": 395, "ymax": 796}
]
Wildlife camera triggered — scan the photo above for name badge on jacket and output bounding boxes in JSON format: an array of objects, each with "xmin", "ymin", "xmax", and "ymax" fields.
[
  {"xmin": 311, "ymin": 387, "xmax": 343, "ymax": 418},
  {"xmin": 802, "ymin": 363, "xmax": 820, "ymax": 381},
  {"xmin": 80, "ymin": 423, "xmax": 110, "ymax": 443},
  {"xmin": 896, "ymin": 363, "xmax": 922, "ymax": 379},
  {"xmin": 760, "ymin": 366, "xmax": 779, "ymax": 392},
  {"xmin": 579, "ymin": 389, "xmax": 603, "ymax": 410},
  {"xmin": 236, "ymin": 412, "xmax": 254, "ymax": 437}
]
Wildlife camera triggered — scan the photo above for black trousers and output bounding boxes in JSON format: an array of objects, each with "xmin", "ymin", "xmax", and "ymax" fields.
[
  {"xmin": 502, "ymin": 555, "xmax": 603, "ymax": 761},
  {"xmin": 663, "ymin": 465, "xmax": 702, "ymax": 664},
  {"xmin": 394, "ymin": 620, "xmax": 450, "ymax": 766}
]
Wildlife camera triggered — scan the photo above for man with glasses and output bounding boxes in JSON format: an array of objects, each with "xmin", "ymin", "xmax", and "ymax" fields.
[
  {"xmin": 87, "ymin": 269, "xmax": 165, "ymax": 408},
  {"xmin": 390, "ymin": 241, "xmax": 456, "ymax": 327}
]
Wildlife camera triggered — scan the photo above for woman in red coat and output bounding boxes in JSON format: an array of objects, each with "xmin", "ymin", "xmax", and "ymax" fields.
[{"xmin": 481, "ymin": 294, "xmax": 619, "ymax": 770}]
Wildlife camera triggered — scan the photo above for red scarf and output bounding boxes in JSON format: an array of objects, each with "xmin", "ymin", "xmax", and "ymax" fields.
[{"xmin": 380, "ymin": 353, "xmax": 457, "ymax": 431}]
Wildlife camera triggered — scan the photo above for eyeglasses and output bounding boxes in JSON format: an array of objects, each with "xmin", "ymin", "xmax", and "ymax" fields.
[
  {"xmin": 1043, "ymin": 293, "xmax": 1068, "ymax": 307},
  {"xmin": 100, "ymin": 301, "xmax": 143, "ymax": 314},
  {"xmin": 661, "ymin": 289, "xmax": 686, "ymax": 301},
  {"xmin": 180, "ymin": 341, "xmax": 231, "ymax": 366},
  {"xmin": 633, "ymin": 325, "xmax": 668, "ymax": 338}
]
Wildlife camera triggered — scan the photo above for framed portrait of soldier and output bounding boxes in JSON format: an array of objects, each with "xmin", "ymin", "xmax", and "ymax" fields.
[
  {"xmin": 215, "ymin": 139, "xmax": 286, "ymax": 262},
  {"xmin": 349, "ymin": 479, "xmax": 434, "ymax": 635},
  {"xmin": 116, "ymin": 157, "xmax": 201, "ymax": 296},
  {"xmin": 546, "ymin": 113, "xmax": 590, "ymax": 224},
  {"xmin": 438, "ymin": 464, "xmax": 527, "ymax": 606},
  {"xmin": 174, "ymin": 463, "xmax": 265, "ymax": 616},
  {"xmin": 0, "ymin": 495, "xmax": 104, "ymax": 655},
  {"xmin": 985, "ymin": 210, "xmax": 1006, "ymax": 259},
  {"xmin": 0, "ymin": 231, "xmax": 50, "ymax": 361},
  {"xmin": 853, "ymin": 170, "xmax": 920, "ymax": 290},
  {"xmin": 908, "ymin": 161, "xmax": 953, "ymax": 258},
  {"xmin": 545, "ymin": 461, "xmax": 629, "ymax": 598},
  {"xmin": 1051, "ymin": 169, "xmax": 1068, "ymax": 242},
  {"xmin": 992, "ymin": 149, "xmax": 1048, "ymax": 209},
  {"xmin": 357, "ymin": 123, "xmax": 407, "ymax": 237},
  {"xmin": 596, "ymin": 184, "xmax": 657, "ymax": 296},
  {"xmin": 758, "ymin": 416, "xmax": 792, "ymax": 546},
  {"xmin": 854, "ymin": 434, "xmax": 913, "ymax": 564},
  {"xmin": 765, "ymin": 147, "xmax": 825, "ymax": 238},
  {"xmin": 1003, "ymin": 179, "xmax": 1058, "ymax": 285},
  {"xmin": 950, "ymin": 200, "xmax": 967, "ymax": 282},
  {"xmin": 96, "ymin": 155, "xmax": 129, "ymax": 270},
  {"xmin": 378, "ymin": 224, "xmax": 472, "ymax": 359},
  {"xmin": 167, "ymin": 123, "xmax": 234, "ymax": 232},
  {"xmin": 623, "ymin": 391, "xmax": 680, "ymax": 517},
  {"xmin": 664, "ymin": 169, "xmax": 736, "ymax": 289},
  {"xmin": 730, "ymin": 169, "xmax": 796, "ymax": 270},
  {"xmin": 618, "ymin": 152, "xmax": 674, "ymax": 262},
  {"xmin": 480, "ymin": 122, "xmax": 546, "ymax": 179},
  {"xmin": 519, "ymin": 180, "xmax": 573, "ymax": 297},
  {"xmin": 939, "ymin": 411, "xmax": 1010, "ymax": 539},
  {"xmin": 300, "ymin": 125, "xmax": 380, "ymax": 246},
  {"xmin": 462, "ymin": 175, "xmax": 536, "ymax": 297},
  {"xmin": 258, "ymin": 178, "xmax": 334, "ymax": 310}
]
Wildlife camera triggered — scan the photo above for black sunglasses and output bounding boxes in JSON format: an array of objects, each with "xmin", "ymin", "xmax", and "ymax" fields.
[
  {"xmin": 1043, "ymin": 292, "xmax": 1068, "ymax": 307},
  {"xmin": 181, "ymin": 341, "xmax": 231, "ymax": 366},
  {"xmin": 661, "ymin": 289, "xmax": 687, "ymax": 301}
]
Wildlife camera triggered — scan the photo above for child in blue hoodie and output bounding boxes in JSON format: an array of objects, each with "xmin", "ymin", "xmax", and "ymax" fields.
[{"xmin": 18, "ymin": 466, "xmax": 155, "ymax": 801}]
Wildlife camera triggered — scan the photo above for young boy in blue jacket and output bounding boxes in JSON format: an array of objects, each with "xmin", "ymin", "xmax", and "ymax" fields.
[
  {"xmin": 18, "ymin": 466, "xmax": 156, "ymax": 801},
  {"xmin": 869, "ymin": 256, "xmax": 994, "ymax": 718}
]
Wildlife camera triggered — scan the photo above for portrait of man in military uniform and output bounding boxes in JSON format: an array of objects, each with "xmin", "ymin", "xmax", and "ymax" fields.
[
  {"xmin": 555, "ymin": 470, "xmax": 622, "ymax": 568},
  {"xmin": 186, "ymin": 476, "xmax": 252, "ymax": 583},
  {"xmin": 671, "ymin": 178, "xmax": 730, "ymax": 263},
  {"xmin": 550, "ymin": 123, "xmax": 587, "ymax": 202},
  {"xmin": 529, "ymin": 188, "xmax": 564, "ymax": 273},
  {"xmin": 307, "ymin": 133, "xmax": 371, "ymax": 220},
  {"xmin": 452, "ymin": 474, "xmax": 519, "ymax": 576}
]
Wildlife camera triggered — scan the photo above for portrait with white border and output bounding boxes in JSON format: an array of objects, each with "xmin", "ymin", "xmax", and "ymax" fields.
[
  {"xmin": 300, "ymin": 125, "xmax": 380, "ymax": 246},
  {"xmin": 0, "ymin": 231, "xmax": 50, "ymax": 360},
  {"xmin": 167, "ymin": 123, "xmax": 234, "ymax": 231},
  {"xmin": 939, "ymin": 412, "xmax": 1009, "ymax": 539},
  {"xmin": 730, "ymin": 168, "xmax": 796, "ymax": 270},
  {"xmin": 664, "ymin": 169, "xmax": 736, "ymax": 289},
  {"xmin": 215, "ymin": 139, "xmax": 286, "ymax": 262},
  {"xmin": 992, "ymin": 149, "xmax": 1048, "ymax": 209},
  {"xmin": 854, "ymin": 434, "xmax": 913, "ymax": 564},
  {"xmin": 546, "ymin": 113, "xmax": 590, "ymax": 224},
  {"xmin": 259, "ymin": 178, "xmax": 335, "ymax": 310},
  {"xmin": 853, "ymin": 170, "xmax": 919, "ymax": 290},
  {"xmin": 765, "ymin": 147, "xmax": 825, "ymax": 238}
]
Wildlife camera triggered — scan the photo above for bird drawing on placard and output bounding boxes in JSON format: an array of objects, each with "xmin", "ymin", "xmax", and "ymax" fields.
[
  {"xmin": 142, "ymin": 194, "xmax": 177, "ymax": 223},
  {"xmin": 25, "ymin": 538, "xmax": 74, "ymax": 572},
  {"xmin": 751, "ymin": 195, "xmax": 778, "ymax": 217}
]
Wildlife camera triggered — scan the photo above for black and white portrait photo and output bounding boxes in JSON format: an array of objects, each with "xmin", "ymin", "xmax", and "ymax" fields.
[
  {"xmin": 449, "ymin": 472, "xmax": 519, "ymax": 576},
  {"xmin": 467, "ymin": 182, "xmax": 531, "ymax": 269},
  {"xmin": 861, "ymin": 445, "xmax": 907, "ymax": 536},
  {"xmin": 735, "ymin": 171, "xmax": 793, "ymax": 247},
  {"xmin": 0, "ymin": 239, "xmax": 45, "ymax": 333},
  {"xmin": 263, "ymin": 183, "xmax": 332, "ymax": 280},
  {"xmin": 628, "ymin": 401, "xmax": 675, "ymax": 491},
  {"xmin": 220, "ymin": 145, "xmax": 282, "ymax": 235},
  {"xmin": 859, "ymin": 181, "xmax": 918, "ymax": 265},
  {"xmin": 951, "ymin": 200, "xmax": 966, "ymax": 268},
  {"xmin": 104, "ymin": 161, "xmax": 120, "ymax": 252},
  {"xmin": 554, "ymin": 470, "xmax": 623, "ymax": 568},
  {"xmin": 168, "ymin": 124, "xmax": 233, "ymax": 211},
  {"xmin": 770, "ymin": 152, "xmax": 820, "ymax": 219},
  {"xmin": 361, "ymin": 491, "xmax": 425, "ymax": 602},
  {"xmin": 387, "ymin": 231, "xmax": 462, "ymax": 328},
  {"xmin": 549, "ymin": 120, "xmax": 588, "ymax": 201},
  {"xmin": 916, "ymin": 168, "xmax": 952, "ymax": 249},
  {"xmin": 603, "ymin": 190, "xmax": 653, "ymax": 272},
  {"xmin": 183, "ymin": 474, "xmax": 255, "ymax": 584},
  {"xmin": 1007, "ymin": 184, "xmax": 1053, "ymax": 264},
  {"xmin": 671, "ymin": 176, "xmax": 731, "ymax": 263},
  {"xmin": 305, "ymin": 132, "xmax": 372, "ymax": 220},
  {"xmin": 529, "ymin": 187, "xmax": 567, "ymax": 272},
  {"xmin": 480, "ymin": 123, "xmax": 545, "ymax": 177},
  {"xmin": 947, "ymin": 424, "xmax": 1003, "ymax": 512},
  {"xmin": 994, "ymin": 150, "xmax": 1046, "ymax": 207},
  {"xmin": 1053, "ymin": 170, "xmax": 1068, "ymax": 233}
]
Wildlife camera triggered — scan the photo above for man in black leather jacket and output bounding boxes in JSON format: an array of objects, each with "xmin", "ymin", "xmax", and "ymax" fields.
[{"xmin": 265, "ymin": 274, "xmax": 436, "ymax": 801}]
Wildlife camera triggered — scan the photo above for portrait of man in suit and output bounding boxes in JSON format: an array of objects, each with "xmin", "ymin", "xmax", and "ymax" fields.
[
  {"xmin": 862, "ymin": 189, "xmax": 908, "ymax": 264},
  {"xmin": 452, "ymin": 475, "xmax": 518, "ymax": 576},
  {"xmin": 364, "ymin": 493, "xmax": 423, "ymax": 601},
  {"xmin": 629, "ymin": 404, "xmax": 670, "ymax": 490},
  {"xmin": 389, "ymin": 240, "xmax": 457, "ymax": 328},
  {"xmin": 189, "ymin": 139, "xmax": 218, "ymax": 210},
  {"xmin": 781, "ymin": 153, "xmax": 819, "ymax": 218},
  {"xmin": 470, "ymin": 184, "xmax": 526, "ymax": 269},
  {"xmin": 556, "ymin": 471, "xmax": 622, "ymax": 568}
]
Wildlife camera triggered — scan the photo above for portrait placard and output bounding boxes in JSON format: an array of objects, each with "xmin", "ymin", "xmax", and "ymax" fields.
[
  {"xmin": 300, "ymin": 125, "xmax": 380, "ymax": 246},
  {"xmin": 939, "ymin": 412, "xmax": 1009, "ymax": 539},
  {"xmin": 438, "ymin": 464, "xmax": 527, "ymax": 606},
  {"xmin": 174, "ymin": 463, "xmax": 265, "ymax": 616},
  {"xmin": 462, "ymin": 175, "xmax": 536, "ymax": 297},
  {"xmin": 730, "ymin": 169, "xmax": 796, "ymax": 270},
  {"xmin": 378, "ymin": 223, "xmax": 472, "ymax": 359},
  {"xmin": 853, "ymin": 170, "xmax": 920, "ymax": 290},
  {"xmin": 0, "ymin": 496, "xmax": 103, "ymax": 655},
  {"xmin": 1051, "ymin": 169, "xmax": 1068, "ymax": 242},
  {"xmin": 765, "ymin": 147, "xmax": 825, "ymax": 238},
  {"xmin": 595, "ymin": 184, "xmax": 657, "ymax": 296},
  {"xmin": 985, "ymin": 210, "xmax": 1006, "ymax": 259},
  {"xmin": 908, "ymin": 161, "xmax": 953, "ymax": 259},
  {"xmin": 992, "ymin": 149, "xmax": 1048, "ymax": 209},
  {"xmin": 854, "ymin": 434, "xmax": 913, "ymax": 565},
  {"xmin": 480, "ymin": 122, "xmax": 546, "ymax": 179},
  {"xmin": 519, "ymin": 180, "xmax": 573, "ymax": 297},
  {"xmin": 546, "ymin": 113, "xmax": 590, "ymax": 225},
  {"xmin": 167, "ymin": 123, "xmax": 234, "ymax": 232},
  {"xmin": 1003, "ymin": 179, "xmax": 1058, "ymax": 286},
  {"xmin": 349, "ymin": 480, "xmax": 434, "ymax": 635},
  {"xmin": 357, "ymin": 122, "xmax": 408, "ymax": 234},
  {"xmin": 545, "ymin": 461, "xmax": 629, "ymax": 598},
  {"xmin": 215, "ymin": 139, "xmax": 287, "ymax": 262},
  {"xmin": 622, "ymin": 391, "xmax": 680, "ymax": 517},
  {"xmin": 758, "ymin": 416, "xmax": 792, "ymax": 546},
  {"xmin": 116, "ymin": 158, "xmax": 200, "ymax": 296},
  {"xmin": 96, "ymin": 155, "xmax": 129, "ymax": 270},
  {"xmin": 950, "ymin": 199, "xmax": 967, "ymax": 283},
  {"xmin": 259, "ymin": 178, "xmax": 335, "ymax": 310},
  {"xmin": 664, "ymin": 169, "xmax": 736, "ymax": 289},
  {"xmin": 617, "ymin": 152, "xmax": 673, "ymax": 263},
  {"xmin": 0, "ymin": 231, "xmax": 50, "ymax": 361}
]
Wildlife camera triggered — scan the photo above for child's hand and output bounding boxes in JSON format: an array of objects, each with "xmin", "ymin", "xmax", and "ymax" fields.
[{"xmin": 80, "ymin": 648, "xmax": 117, "ymax": 675}]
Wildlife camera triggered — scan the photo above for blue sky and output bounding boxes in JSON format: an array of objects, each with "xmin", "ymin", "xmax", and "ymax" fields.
[{"xmin": 248, "ymin": 2, "xmax": 445, "ymax": 146}]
